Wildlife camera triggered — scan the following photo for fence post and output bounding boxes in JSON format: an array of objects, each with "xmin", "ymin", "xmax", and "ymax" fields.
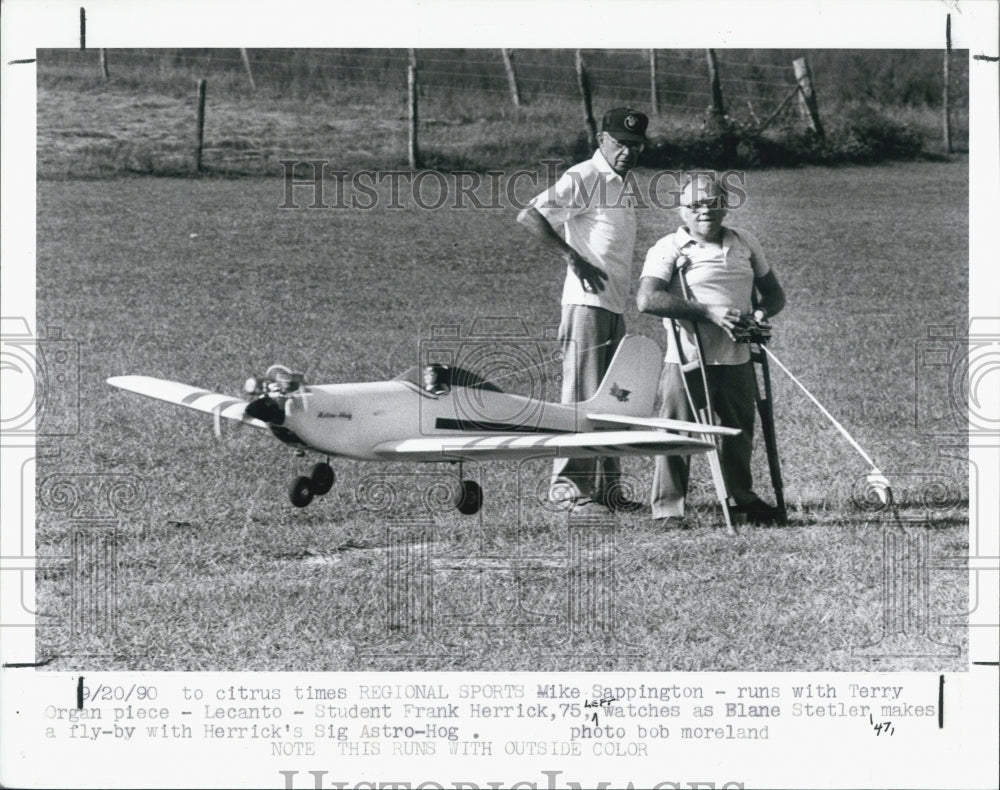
[
  {"xmin": 408, "ymin": 50, "xmax": 421, "ymax": 169},
  {"xmin": 99, "ymin": 48, "xmax": 109, "ymax": 79},
  {"xmin": 705, "ymin": 49, "xmax": 726, "ymax": 121},
  {"xmin": 649, "ymin": 49, "xmax": 659, "ymax": 116},
  {"xmin": 195, "ymin": 79, "xmax": 207, "ymax": 173},
  {"xmin": 943, "ymin": 14, "xmax": 953, "ymax": 154},
  {"xmin": 575, "ymin": 50, "xmax": 598, "ymax": 151},
  {"xmin": 705, "ymin": 49, "xmax": 736, "ymax": 165},
  {"xmin": 240, "ymin": 48, "xmax": 257, "ymax": 91},
  {"xmin": 79, "ymin": 7, "xmax": 86, "ymax": 49},
  {"xmin": 793, "ymin": 57, "xmax": 824, "ymax": 139},
  {"xmin": 501, "ymin": 49, "xmax": 523, "ymax": 107}
]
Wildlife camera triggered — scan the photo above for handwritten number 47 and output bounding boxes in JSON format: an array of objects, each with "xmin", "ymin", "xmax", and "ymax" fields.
[{"xmin": 869, "ymin": 714, "xmax": 895, "ymax": 736}]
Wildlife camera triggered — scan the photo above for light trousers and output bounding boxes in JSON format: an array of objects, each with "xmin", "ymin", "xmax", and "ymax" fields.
[
  {"xmin": 651, "ymin": 361, "xmax": 757, "ymax": 518},
  {"xmin": 551, "ymin": 304, "xmax": 626, "ymax": 500}
]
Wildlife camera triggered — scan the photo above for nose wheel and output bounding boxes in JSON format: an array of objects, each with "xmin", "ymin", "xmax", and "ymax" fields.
[
  {"xmin": 309, "ymin": 462, "xmax": 335, "ymax": 496},
  {"xmin": 289, "ymin": 476, "xmax": 314, "ymax": 508},
  {"xmin": 289, "ymin": 460, "xmax": 336, "ymax": 508},
  {"xmin": 455, "ymin": 479, "xmax": 482, "ymax": 515},
  {"xmin": 451, "ymin": 462, "xmax": 482, "ymax": 515}
]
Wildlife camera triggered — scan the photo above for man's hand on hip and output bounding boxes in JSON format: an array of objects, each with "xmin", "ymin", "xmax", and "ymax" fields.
[{"xmin": 565, "ymin": 250, "xmax": 608, "ymax": 293}]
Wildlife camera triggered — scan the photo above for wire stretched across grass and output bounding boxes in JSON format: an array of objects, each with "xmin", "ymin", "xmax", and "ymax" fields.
[{"xmin": 760, "ymin": 345, "xmax": 893, "ymax": 505}]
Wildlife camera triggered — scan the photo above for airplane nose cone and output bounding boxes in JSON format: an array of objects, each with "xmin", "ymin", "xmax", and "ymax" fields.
[{"xmin": 245, "ymin": 395, "xmax": 285, "ymax": 425}]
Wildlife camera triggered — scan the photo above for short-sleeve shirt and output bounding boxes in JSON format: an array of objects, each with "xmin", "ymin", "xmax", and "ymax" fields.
[
  {"xmin": 530, "ymin": 150, "xmax": 638, "ymax": 315},
  {"xmin": 641, "ymin": 225, "xmax": 770, "ymax": 365}
]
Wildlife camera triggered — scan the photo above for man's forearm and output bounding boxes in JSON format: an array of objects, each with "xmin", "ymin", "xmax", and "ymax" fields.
[
  {"xmin": 516, "ymin": 207, "xmax": 571, "ymax": 261},
  {"xmin": 636, "ymin": 286, "xmax": 709, "ymax": 322},
  {"xmin": 757, "ymin": 291, "xmax": 785, "ymax": 319},
  {"xmin": 754, "ymin": 272, "xmax": 786, "ymax": 319}
]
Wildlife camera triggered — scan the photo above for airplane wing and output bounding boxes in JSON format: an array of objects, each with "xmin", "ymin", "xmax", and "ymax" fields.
[
  {"xmin": 587, "ymin": 413, "xmax": 741, "ymax": 436},
  {"xmin": 107, "ymin": 375, "xmax": 269, "ymax": 429},
  {"xmin": 373, "ymin": 430, "xmax": 715, "ymax": 462}
]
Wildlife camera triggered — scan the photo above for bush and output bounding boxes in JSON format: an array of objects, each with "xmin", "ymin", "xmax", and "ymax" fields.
[
  {"xmin": 822, "ymin": 103, "xmax": 927, "ymax": 163},
  {"xmin": 637, "ymin": 103, "xmax": 930, "ymax": 170}
]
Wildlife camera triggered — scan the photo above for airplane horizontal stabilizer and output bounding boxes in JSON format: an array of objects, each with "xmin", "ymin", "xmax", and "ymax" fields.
[
  {"xmin": 587, "ymin": 413, "xmax": 741, "ymax": 436},
  {"xmin": 373, "ymin": 429, "xmax": 714, "ymax": 462},
  {"xmin": 107, "ymin": 375, "xmax": 268, "ymax": 428}
]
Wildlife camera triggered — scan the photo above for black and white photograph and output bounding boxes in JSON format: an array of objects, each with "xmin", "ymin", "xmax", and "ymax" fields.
[{"xmin": 2, "ymin": 1, "xmax": 998, "ymax": 788}]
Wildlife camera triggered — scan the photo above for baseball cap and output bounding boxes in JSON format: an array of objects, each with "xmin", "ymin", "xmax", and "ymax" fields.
[{"xmin": 601, "ymin": 108, "xmax": 649, "ymax": 143}]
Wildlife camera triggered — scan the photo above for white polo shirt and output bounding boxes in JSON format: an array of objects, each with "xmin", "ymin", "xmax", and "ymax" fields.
[
  {"xmin": 642, "ymin": 225, "xmax": 770, "ymax": 365},
  {"xmin": 529, "ymin": 150, "xmax": 638, "ymax": 315}
]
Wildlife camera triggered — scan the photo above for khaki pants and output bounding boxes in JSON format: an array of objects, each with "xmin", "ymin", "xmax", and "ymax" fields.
[{"xmin": 551, "ymin": 304, "xmax": 625, "ymax": 501}]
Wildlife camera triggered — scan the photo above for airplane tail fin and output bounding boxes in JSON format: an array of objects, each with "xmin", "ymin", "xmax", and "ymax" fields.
[{"xmin": 581, "ymin": 334, "xmax": 662, "ymax": 417}]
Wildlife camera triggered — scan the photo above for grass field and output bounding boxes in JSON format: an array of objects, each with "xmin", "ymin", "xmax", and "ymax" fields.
[{"xmin": 35, "ymin": 158, "xmax": 969, "ymax": 671}]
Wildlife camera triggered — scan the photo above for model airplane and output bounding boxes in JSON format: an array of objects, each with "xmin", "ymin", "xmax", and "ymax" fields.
[{"xmin": 107, "ymin": 335, "xmax": 738, "ymax": 513}]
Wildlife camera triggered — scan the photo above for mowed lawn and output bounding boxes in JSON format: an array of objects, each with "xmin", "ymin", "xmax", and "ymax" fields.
[{"xmin": 35, "ymin": 159, "xmax": 969, "ymax": 671}]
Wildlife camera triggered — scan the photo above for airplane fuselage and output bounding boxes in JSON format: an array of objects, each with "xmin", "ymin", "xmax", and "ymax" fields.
[
  {"xmin": 277, "ymin": 381, "xmax": 592, "ymax": 460},
  {"xmin": 106, "ymin": 334, "xmax": 731, "ymax": 513}
]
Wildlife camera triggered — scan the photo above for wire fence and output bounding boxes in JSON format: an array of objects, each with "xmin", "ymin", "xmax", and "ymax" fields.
[
  {"xmin": 38, "ymin": 48, "xmax": 803, "ymax": 116},
  {"xmin": 42, "ymin": 47, "xmax": 968, "ymax": 110},
  {"xmin": 37, "ymin": 48, "xmax": 969, "ymax": 176}
]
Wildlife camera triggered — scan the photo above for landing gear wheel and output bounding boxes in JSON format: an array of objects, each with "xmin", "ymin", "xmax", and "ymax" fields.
[
  {"xmin": 309, "ymin": 462, "xmax": 335, "ymax": 496},
  {"xmin": 455, "ymin": 479, "xmax": 482, "ymax": 515},
  {"xmin": 289, "ymin": 476, "xmax": 314, "ymax": 508}
]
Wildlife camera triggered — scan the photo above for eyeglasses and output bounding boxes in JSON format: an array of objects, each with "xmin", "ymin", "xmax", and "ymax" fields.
[
  {"xmin": 683, "ymin": 200, "xmax": 725, "ymax": 211},
  {"xmin": 602, "ymin": 133, "xmax": 645, "ymax": 152}
]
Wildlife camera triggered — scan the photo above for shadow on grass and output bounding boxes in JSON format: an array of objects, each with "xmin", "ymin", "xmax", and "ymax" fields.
[{"xmin": 792, "ymin": 499, "xmax": 969, "ymax": 530}]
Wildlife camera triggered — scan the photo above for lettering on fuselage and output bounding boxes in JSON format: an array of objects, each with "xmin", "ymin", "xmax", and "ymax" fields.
[{"xmin": 318, "ymin": 411, "xmax": 353, "ymax": 420}]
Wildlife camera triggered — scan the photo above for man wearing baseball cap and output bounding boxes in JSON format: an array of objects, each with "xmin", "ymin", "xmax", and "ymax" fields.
[{"xmin": 517, "ymin": 107, "xmax": 649, "ymax": 512}]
